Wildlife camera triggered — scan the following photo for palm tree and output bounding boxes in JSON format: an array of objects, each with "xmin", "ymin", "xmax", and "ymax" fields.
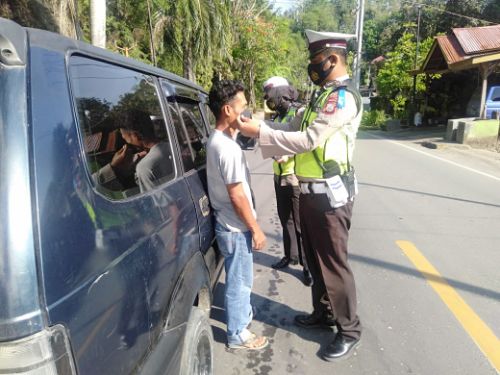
[
  {"xmin": 0, "ymin": 0, "xmax": 79, "ymax": 38},
  {"xmin": 229, "ymin": 0, "xmax": 271, "ymax": 108},
  {"xmin": 153, "ymin": 0, "xmax": 232, "ymax": 82}
]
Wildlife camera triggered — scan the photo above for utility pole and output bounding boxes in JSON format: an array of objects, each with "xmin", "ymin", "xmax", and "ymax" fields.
[
  {"xmin": 412, "ymin": 5, "xmax": 422, "ymax": 110},
  {"xmin": 90, "ymin": 0, "xmax": 106, "ymax": 48},
  {"xmin": 146, "ymin": 0, "xmax": 157, "ymax": 66},
  {"xmin": 354, "ymin": 0, "xmax": 365, "ymax": 90}
]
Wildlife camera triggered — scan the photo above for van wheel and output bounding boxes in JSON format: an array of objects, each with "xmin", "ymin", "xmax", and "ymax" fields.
[{"xmin": 179, "ymin": 307, "xmax": 214, "ymax": 375}]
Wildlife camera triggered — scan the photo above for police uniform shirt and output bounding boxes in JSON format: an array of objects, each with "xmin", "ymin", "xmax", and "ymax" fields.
[{"xmin": 258, "ymin": 75, "xmax": 361, "ymax": 182}]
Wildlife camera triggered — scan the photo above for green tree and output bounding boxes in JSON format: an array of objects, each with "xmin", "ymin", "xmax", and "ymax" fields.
[
  {"xmin": 77, "ymin": 0, "xmax": 153, "ymax": 63},
  {"xmin": 482, "ymin": 0, "xmax": 500, "ymax": 23},
  {"xmin": 298, "ymin": 0, "xmax": 356, "ymax": 34},
  {"xmin": 230, "ymin": 13, "xmax": 276, "ymax": 108},
  {"xmin": 375, "ymin": 32, "xmax": 437, "ymax": 119},
  {"xmin": 252, "ymin": 15, "xmax": 308, "ymax": 104},
  {"xmin": 159, "ymin": 0, "xmax": 231, "ymax": 83},
  {"xmin": 1, "ymin": 0, "xmax": 79, "ymax": 37},
  {"xmin": 438, "ymin": 0, "xmax": 491, "ymax": 31}
]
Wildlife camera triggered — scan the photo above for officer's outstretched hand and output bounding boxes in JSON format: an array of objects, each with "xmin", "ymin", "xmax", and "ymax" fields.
[
  {"xmin": 252, "ymin": 226, "xmax": 267, "ymax": 251},
  {"xmin": 237, "ymin": 115, "xmax": 261, "ymax": 138}
]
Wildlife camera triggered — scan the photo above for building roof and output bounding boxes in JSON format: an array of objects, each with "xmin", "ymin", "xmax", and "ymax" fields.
[
  {"xmin": 453, "ymin": 25, "xmax": 500, "ymax": 54},
  {"xmin": 416, "ymin": 24, "xmax": 500, "ymax": 74}
]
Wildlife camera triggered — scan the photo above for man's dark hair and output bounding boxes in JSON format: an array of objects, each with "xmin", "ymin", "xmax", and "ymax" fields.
[
  {"xmin": 208, "ymin": 80, "xmax": 246, "ymax": 120},
  {"xmin": 312, "ymin": 47, "xmax": 347, "ymax": 65},
  {"xmin": 324, "ymin": 47, "xmax": 347, "ymax": 65},
  {"xmin": 116, "ymin": 108, "xmax": 156, "ymax": 140}
]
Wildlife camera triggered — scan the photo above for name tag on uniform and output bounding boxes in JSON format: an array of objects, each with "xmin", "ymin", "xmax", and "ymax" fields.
[{"xmin": 325, "ymin": 175, "xmax": 349, "ymax": 208}]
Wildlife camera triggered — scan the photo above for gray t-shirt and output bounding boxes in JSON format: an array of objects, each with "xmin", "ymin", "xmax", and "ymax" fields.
[
  {"xmin": 136, "ymin": 141, "xmax": 174, "ymax": 192},
  {"xmin": 207, "ymin": 129, "xmax": 256, "ymax": 232}
]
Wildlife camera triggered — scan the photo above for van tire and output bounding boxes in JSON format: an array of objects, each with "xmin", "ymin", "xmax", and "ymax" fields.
[{"xmin": 179, "ymin": 307, "xmax": 214, "ymax": 375}]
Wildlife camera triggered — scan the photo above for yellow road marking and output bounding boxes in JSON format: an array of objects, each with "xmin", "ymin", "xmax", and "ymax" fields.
[{"xmin": 396, "ymin": 240, "xmax": 500, "ymax": 373}]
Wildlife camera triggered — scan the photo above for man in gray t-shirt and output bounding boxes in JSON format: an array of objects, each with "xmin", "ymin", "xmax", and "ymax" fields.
[
  {"xmin": 207, "ymin": 80, "xmax": 268, "ymax": 350},
  {"xmin": 206, "ymin": 131, "xmax": 255, "ymax": 231}
]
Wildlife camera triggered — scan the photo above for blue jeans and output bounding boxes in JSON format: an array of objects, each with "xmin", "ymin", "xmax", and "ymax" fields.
[{"xmin": 215, "ymin": 221, "xmax": 253, "ymax": 344}]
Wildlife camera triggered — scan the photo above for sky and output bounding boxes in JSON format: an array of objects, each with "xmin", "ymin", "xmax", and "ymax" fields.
[{"xmin": 269, "ymin": 0, "xmax": 300, "ymax": 13}]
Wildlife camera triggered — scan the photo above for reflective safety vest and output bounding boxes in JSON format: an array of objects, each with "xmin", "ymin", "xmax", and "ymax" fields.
[
  {"xmin": 295, "ymin": 83, "xmax": 361, "ymax": 179},
  {"xmin": 273, "ymin": 107, "xmax": 297, "ymax": 176}
]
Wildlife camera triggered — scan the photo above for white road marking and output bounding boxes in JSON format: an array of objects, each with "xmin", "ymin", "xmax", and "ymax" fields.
[{"xmin": 364, "ymin": 132, "xmax": 500, "ymax": 182}]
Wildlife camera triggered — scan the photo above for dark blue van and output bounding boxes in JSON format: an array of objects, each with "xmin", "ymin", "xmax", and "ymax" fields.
[{"xmin": 0, "ymin": 17, "xmax": 222, "ymax": 374}]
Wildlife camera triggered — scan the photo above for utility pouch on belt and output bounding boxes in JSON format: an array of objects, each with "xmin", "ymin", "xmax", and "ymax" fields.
[
  {"xmin": 341, "ymin": 168, "xmax": 358, "ymax": 199},
  {"xmin": 325, "ymin": 175, "xmax": 349, "ymax": 208}
]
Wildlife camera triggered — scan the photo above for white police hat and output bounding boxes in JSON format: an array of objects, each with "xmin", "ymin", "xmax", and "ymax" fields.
[
  {"xmin": 305, "ymin": 29, "xmax": 356, "ymax": 56},
  {"xmin": 263, "ymin": 76, "xmax": 289, "ymax": 91}
]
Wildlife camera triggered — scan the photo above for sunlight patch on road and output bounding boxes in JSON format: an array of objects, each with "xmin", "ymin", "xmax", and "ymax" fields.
[{"xmin": 396, "ymin": 240, "xmax": 500, "ymax": 373}]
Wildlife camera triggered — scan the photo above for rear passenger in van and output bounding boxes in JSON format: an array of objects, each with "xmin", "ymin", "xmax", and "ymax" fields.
[
  {"xmin": 93, "ymin": 109, "xmax": 174, "ymax": 192},
  {"xmin": 117, "ymin": 109, "xmax": 174, "ymax": 191}
]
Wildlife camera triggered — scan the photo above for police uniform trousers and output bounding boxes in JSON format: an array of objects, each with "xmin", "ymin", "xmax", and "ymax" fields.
[
  {"xmin": 274, "ymin": 180, "xmax": 308, "ymax": 270},
  {"xmin": 299, "ymin": 191, "xmax": 361, "ymax": 340}
]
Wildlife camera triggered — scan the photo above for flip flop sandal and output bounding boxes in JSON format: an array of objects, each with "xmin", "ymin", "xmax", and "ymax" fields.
[{"xmin": 226, "ymin": 333, "xmax": 269, "ymax": 350}]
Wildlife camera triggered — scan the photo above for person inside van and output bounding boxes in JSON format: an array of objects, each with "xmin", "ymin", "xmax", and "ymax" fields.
[
  {"xmin": 93, "ymin": 109, "xmax": 173, "ymax": 192},
  {"xmin": 91, "ymin": 142, "xmax": 139, "ymax": 191},
  {"xmin": 118, "ymin": 109, "xmax": 173, "ymax": 192}
]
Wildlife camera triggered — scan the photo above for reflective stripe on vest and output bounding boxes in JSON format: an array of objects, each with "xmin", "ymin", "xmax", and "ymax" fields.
[
  {"xmin": 295, "ymin": 86, "xmax": 354, "ymax": 179},
  {"xmin": 273, "ymin": 107, "xmax": 297, "ymax": 176}
]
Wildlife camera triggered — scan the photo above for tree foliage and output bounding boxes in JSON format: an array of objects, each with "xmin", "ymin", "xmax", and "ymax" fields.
[
  {"xmin": 160, "ymin": 0, "xmax": 231, "ymax": 82},
  {"xmin": 376, "ymin": 32, "xmax": 436, "ymax": 119},
  {"xmin": 2, "ymin": 0, "xmax": 498, "ymax": 117}
]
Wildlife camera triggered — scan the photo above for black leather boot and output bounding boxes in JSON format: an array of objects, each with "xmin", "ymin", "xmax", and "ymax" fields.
[
  {"xmin": 271, "ymin": 256, "xmax": 298, "ymax": 269},
  {"xmin": 302, "ymin": 269, "xmax": 313, "ymax": 286},
  {"xmin": 322, "ymin": 333, "xmax": 360, "ymax": 361},
  {"xmin": 294, "ymin": 311, "xmax": 335, "ymax": 329}
]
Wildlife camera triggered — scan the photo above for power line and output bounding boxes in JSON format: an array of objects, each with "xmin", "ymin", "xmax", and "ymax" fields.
[
  {"xmin": 401, "ymin": 1, "xmax": 497, "ymax": 26},
  {"xmin": 274, "ymin": 0, "xmax": 498, "ymax": 25}
]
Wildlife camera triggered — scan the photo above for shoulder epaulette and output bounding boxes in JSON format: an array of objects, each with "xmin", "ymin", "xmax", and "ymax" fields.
[{"xmin": 332, "ymin": 79, "xmax": 362, "ymax": 116}]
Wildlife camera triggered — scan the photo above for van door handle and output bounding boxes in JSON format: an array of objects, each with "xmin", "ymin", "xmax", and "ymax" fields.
[{"xmin": 199, "ymin": 195, "xmax": 210, "ymax": 217}]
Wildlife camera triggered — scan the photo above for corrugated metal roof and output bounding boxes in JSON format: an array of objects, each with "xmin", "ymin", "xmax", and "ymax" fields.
[
  {"xmin": 413, "ymin": 24, "xmax": 500, "ymax": 74},
  {"xmin": 435, "ymin": 35, "xmax": 466, "ymax": 65},
  {"xmin": 453, "ymin": 25, "xmax": 500, "ymax": 55}
]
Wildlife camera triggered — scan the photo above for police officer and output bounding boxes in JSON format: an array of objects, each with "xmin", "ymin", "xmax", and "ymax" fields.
[
  {"xmin": 263, "ymin": 77, "xmax": 312, "ymax": 286},
  {"xmin": 237, "ymin": 30, "xmax": 362, "ymax": 361}
]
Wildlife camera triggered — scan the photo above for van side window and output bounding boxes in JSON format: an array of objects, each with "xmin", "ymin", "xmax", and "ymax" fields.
[
  {"xmin": 163, "ymin": 88, "xmax": 208, "ymax": 172},
  {"xmin": 204, "ymin": 103, "xmax": 216, "ymax": 129},
  {"xmin": 177, "ymin": 98, "xmax": 208, "ymax": 170},
  {"xmin": 69, "ymin": 56, "xmax": 175, "ymax": 199}
]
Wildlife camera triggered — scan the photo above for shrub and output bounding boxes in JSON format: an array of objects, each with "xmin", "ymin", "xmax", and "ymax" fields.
[{"xmin": 360, "ymin": 110, "xmax": 387, "ymax": 129}]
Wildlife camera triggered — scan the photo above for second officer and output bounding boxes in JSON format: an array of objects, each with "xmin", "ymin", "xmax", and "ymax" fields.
[{"xmin": 262, "ymin": 76, "xmax": 312, "ymax": 286}]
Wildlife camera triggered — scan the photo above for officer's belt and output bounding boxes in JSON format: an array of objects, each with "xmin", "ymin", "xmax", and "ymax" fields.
[{"xmin": 299, "ymin": 181, "xmax": 328, "ymax": 194}]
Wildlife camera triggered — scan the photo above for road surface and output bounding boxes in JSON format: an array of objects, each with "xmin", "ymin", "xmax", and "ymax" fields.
[{"xmin": 211, "ymin": 129, "xmax": 500, "ymax": 375}]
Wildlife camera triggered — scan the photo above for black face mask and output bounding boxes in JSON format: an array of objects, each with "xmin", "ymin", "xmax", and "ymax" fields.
[
  {"xmin": 307, "ymin": 57, "xmax": 335, "ymax": 85},
  {"xmin": 267, "ymin": 97, "xmax": 289, "ymax": 117},
  {"xmin": 266, "ymin": 99, "xmax": 277, "ymax": 111}
]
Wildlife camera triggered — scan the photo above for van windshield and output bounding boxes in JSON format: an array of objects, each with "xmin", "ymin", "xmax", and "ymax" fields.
[{"xmin": 490, "ymin": 87, "xmax": 500, "ymax": 102}]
